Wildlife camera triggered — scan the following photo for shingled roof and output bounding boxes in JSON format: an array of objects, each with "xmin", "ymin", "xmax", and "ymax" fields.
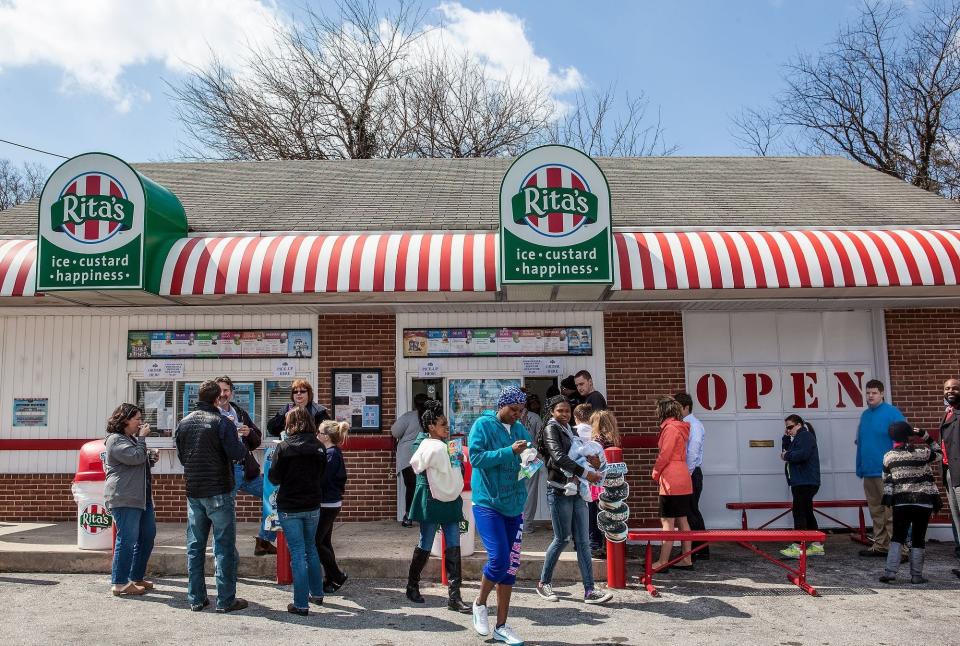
[{"xmin": 2, "ymin": 155, "xmax": 958, "ymax": 235}]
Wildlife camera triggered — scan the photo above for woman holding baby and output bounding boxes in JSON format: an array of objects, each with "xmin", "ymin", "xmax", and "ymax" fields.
[{"xmin": 535, "ymin": 395, "xmax": 612, "ymax": 605}]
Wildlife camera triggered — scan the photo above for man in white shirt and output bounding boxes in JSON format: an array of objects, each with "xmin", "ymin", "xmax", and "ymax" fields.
[{"xmin": 675, "ymin": 392, "xmax": 708, "ymax": 560}]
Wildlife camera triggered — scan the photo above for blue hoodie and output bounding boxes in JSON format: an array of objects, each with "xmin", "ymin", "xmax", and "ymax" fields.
[
  {"xmin": 856, "ymin": 401, "xmax": 905, "ymax": 478},
  {"xmin": 468, "ymin": 410, "xmax": 530, "ymax": 517}
]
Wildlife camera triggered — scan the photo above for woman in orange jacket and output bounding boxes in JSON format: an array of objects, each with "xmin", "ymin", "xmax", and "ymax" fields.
[{"xmin": 651, "ymin": 397, "xmax": 694, "ymax": 570}]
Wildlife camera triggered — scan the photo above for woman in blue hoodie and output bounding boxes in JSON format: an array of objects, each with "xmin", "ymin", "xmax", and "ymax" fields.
[
  {"xmin": 779, "ymin": 414, "xmax": 823, "ymax": 558},
  {"xmin": 467, "ymin": 386, "xmax": 530, "ymax": 646}
]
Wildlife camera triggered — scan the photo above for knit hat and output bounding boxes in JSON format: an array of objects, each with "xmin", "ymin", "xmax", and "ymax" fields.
[
  {"xmin": 496, "ymin": 385, "xmax": 526, "ymax": 410},
  {"xmin": 888, "ymin": 421, "xmax": 914, "ymax": 443}
]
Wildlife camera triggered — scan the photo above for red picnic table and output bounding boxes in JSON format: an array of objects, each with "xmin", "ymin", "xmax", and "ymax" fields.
[
  {"xmin": 627, "ymin": 528, "xmax": 826, "ymax": 597},
  {"xmin": 726, "ymin": 500, "xmax": 871, "ymax": 545}
]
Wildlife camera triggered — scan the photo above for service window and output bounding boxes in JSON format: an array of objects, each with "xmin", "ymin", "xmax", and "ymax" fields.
[
  {"xmin": 134, "ymin": 380, "xmax": 176, "ymax": 437},
  {"xmin": 176, "ymin": 381, "xmax": 264, "ymax": 429}
]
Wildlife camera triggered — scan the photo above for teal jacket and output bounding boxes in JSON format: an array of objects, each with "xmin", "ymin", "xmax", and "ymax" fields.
[{"xmin": 468, "ymin": 410, "xmax": 530, "ymax": 517}]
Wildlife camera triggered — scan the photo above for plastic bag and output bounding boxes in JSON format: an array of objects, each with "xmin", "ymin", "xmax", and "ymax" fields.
[{"xmin": 517, "ymin": 447, "xmax": 544, "ymax": 480}]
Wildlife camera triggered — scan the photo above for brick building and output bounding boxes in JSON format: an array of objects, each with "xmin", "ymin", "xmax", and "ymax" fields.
[{"xmin": 0, "ymin": 150, "xmax": 959, "ymax": 535}]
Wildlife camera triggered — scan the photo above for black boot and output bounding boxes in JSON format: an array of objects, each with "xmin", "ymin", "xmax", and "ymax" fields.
[
  {"xmin": 406, "ymin": 547, "xmax": 431, "ymax": 603},
  {"xmin": 444, "ymin": 546, "xmax": 471, "ymax": 614}
]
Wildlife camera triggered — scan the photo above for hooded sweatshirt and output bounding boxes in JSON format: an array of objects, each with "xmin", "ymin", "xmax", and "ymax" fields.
[
  {"xmin": 468, "ymin": 410, "xmax": 531, "ymax": 517},
  {"xmin": 267, "ymin": 431, "xmax": 327, "ymax": 513}
]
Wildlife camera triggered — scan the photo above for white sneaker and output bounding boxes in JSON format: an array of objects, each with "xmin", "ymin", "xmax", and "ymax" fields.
[
  {"xmin": 493, "ymin": 623, "xmax": 525, "ymax": 645},
  {"xmin": 472, "ymin": 601, "xmax": 490, "ymax": 636},
  {"xmin": 536, "ymin": 582, "xmax": 558, "ymax": 602},
  {"xmin": 584, "ymin": 588, "xmax": 613, "ymax": 604}
]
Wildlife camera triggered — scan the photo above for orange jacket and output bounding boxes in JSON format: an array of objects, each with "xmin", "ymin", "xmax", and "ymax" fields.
[{"xmin": 652, "ymin": 418, "xmax": 693, "ymax": 496}]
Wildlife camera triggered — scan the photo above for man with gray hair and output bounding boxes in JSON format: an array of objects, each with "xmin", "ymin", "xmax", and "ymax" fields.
[{"xmin": 175, "ymin": 379, "xmax": 248, "ymax": 613}]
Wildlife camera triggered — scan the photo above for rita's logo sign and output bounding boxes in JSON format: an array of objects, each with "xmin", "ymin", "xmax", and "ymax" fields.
[
  {"xmin": 511, "ymin": 165, "xmax": 599, "ymax": 238},
  {"xmin": 50, "ymin": 172, "xmax": 134, "ymax": 244},
  {"xmin": 79, "ymin": 503, "xmax": 113, "ymax": 535},
  {"xmin": 500, "ymin": 145, "xmax": 613, "ymax": 285}
]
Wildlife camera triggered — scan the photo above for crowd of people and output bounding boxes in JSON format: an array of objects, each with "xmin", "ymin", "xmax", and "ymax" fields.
[{"xmin": 99, "ymin": 370, "xmax": 960, "ymax": 642}]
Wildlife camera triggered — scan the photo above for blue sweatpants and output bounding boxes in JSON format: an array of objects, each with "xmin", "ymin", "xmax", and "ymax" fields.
[{"xmin": 474, "ymin": 504, "xmax": 523, "ymax": 586}]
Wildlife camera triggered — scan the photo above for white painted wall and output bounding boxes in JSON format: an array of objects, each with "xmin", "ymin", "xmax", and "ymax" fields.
[
  {"xmin": 0, "ymin": 312, "xmax": 317, "ymax": 474},
  {"xmin": 684, "ymin": 310, "xmax": 883, "ymax": 529}
]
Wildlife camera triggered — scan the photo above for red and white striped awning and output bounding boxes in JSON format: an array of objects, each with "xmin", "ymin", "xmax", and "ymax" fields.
[
  {"xmin": 160, "ymin": 233, "xmax": 498, "ymax": 296},
  {"xmin": 0, "ymin": 239, "xmax": 36, "ymax": 297},
  {"xmin": 613, "ymin": 229, "xmax": 960, "ymax": 290}
]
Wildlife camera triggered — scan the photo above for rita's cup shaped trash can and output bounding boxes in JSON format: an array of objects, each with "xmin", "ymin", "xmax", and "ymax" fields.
[{"xmin": 71, "ymin": 439, "xmax": 114, "ymax": 550}]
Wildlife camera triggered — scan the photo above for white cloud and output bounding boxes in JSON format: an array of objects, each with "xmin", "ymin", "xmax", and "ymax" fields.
[
  {"xmin": 422, "ymin": 2, "xmax": 583, "ymax": 96},
  {"xmin": 0, "ymin": 0, "xmax": 284, "ymax": 112}
]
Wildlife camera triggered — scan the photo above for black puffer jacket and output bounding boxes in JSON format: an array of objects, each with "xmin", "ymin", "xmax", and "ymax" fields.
[
  {"xmin": 268, "ymin": 432, "xmax": 327, "ymax": 513},
  {"xmin": 175, "ymin": 402, "xmax": 246, "ymax": 498},
  {"xmin": 540, "ymin": 418, "xmax": 586, "ymax": 488}
]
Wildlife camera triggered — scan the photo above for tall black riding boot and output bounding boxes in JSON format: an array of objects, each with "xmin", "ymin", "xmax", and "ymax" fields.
[
  {"xmin": 406, "ymin": 547, "xmax": 431, "ymax": 603},
  {"xmin": 444, "ymin": 546, "xmax": 471, "ymax": 614}
]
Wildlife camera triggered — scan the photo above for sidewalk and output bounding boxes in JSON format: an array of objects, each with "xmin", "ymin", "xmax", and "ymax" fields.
[{"xmin": 0, "ymin": 519, "xmax": 605, "ymax": 582}]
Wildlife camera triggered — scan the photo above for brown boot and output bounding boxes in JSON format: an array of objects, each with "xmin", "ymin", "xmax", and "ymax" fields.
[{"xmin": 254, "ymin": 537, "xmax": 277, "ymax": 556}]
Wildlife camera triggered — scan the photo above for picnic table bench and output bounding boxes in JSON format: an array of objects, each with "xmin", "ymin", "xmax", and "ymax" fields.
[
  {"xmin": 627, "ymin": 528, "xmax": 826, "ymax": 597},
  {"xmin": 726, "ymin": 500, "xmax": 871, "ymax": 545}
]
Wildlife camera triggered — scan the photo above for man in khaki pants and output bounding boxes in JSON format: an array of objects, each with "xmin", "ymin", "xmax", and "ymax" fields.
[{"xmin": 855, "ymin": 380, "xmax": 905, "ymax": 557}]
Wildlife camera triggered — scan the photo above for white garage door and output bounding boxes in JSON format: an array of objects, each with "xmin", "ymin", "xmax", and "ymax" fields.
[{"xmin": 684, "ymin": 310, "xmax": 881, "ymax": 529}]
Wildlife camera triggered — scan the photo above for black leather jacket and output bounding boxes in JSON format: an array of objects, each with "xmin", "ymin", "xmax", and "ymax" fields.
[
  {"xmin": 540, "ymin": 419, "xmax": 586, "ymax": 488},
  {"xmin": 175, "ymin": 402, "xmax": 246, "ymax": 498}
]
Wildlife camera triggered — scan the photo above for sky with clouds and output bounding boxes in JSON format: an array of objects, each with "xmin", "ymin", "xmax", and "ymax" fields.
[{"xmin": 0, "ymin": 0, "xmax": 894, "ymax": 172}]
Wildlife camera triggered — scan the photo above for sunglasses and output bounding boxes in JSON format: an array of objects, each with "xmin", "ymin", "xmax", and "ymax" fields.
[
  {"xmin": 785, "ymin": 423, "xmax": 799, "ymax": 430},
  {"xmin": 292, "ymin": 389, "xmax": 308, "ymax": 394}
]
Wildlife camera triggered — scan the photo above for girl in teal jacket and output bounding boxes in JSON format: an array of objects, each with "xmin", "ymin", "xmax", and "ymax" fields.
[{"xmin": 467, "ymin": 386, "xmax": 531, "ymax": 646}]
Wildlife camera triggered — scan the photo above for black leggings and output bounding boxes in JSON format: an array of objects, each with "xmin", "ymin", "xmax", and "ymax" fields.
[
  {"xmin": 791, "ymin": 485, "xmax": 819, "ymax": 531},
  {"xmin": 892, "ymin": 505, "xmax": 932, "ymax": 549},
  {"xmin": 315, "ymin": 507, "xmax": 344, "ymax": 582},
  {"xmin": 401, "ymin": 467, "xmax": 416, "ymax": 517}
]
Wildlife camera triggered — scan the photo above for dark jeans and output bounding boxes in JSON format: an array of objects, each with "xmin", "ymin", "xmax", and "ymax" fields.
[
  {"xmin": 315, "ymin": 507, "xmax": 344, "ymax": 583},
  {"xmin": 111, "ymin": 499, "xmax": 157, "ymax": 585},
  {"xmin": 401, "ymin": 467, "xmax": 416, "ymax": 518},
  {"xmin": 791, "ymin": 484, "xmax": 819, "ymax": 531},
  {"xmin": 186, "ymin": 493, "xmax": 238, "ymax": 610},
  {"xmin": 892, "ymin": 505, "xmax": 932, "ymax": 549},
  {"xmin": 687, "ymin": 467, "xmax": 708, "ymax": 552}
]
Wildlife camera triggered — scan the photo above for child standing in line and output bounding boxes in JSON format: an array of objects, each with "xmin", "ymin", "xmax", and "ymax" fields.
[
  {"xmin": 879, "ymin": 421, "xmax": 942, "ymax": 584},
  {"xmin": 573, "ymin": 404, "xmax": 594, "ymax": 442},
  {"xmin": 316, "ymin": 420, "xmax": 349, "ymax": 594}
]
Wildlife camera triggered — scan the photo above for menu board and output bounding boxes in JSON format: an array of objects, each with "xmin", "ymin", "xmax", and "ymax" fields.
[
  {"xmin": 127, "ymin": 329, "xmax": 312, "ymax": 359},
  {"xmin": 448, "ymin": 378, "xmax": 521, "ymax": 437},
  {"xmin": 331, "ymin": 369, "xmax": 382, "ymax": 433},
  {"xmin": 402, "ymin": 327, "xmax": 592, "ymax": 358}
]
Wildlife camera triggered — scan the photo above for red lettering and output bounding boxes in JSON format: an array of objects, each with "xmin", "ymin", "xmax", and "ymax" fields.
[
  {"xmin": 834, "ymin": 371, "xmax": 865, "ymax": 408},
  {"xmin": 791, "ymin": 372, "xmax": 819, "ymax": 408},
  {"xmin": 743, "ymin": 373, "xmax": 773, "ymax": 409},
  {"xmin": 696, "ymin": 373, "xmax": 728, "ymax": 411}
]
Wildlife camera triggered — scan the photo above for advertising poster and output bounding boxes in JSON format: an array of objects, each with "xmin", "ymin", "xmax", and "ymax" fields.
[
  {"xmin": 182, "ymin": 383, "xmax": 200, "ymax": 418},
  {"xmin": 448, "ymin": 329, "xmax": 469, "ymax": 355},
  {"xmin": 518, "ymin": 328, "xmax": 543, "ymax": 354},
  {"xmin": 447, "ymin": 378, "xmax": 521, "ymax": 437},
  {"xmin": 427, "ymin": 329, "xmax": 449, "ymax": 356},
  {"xmin": 287, "ymin": 330, "xmax": 312, "ymax": 358},
  {"xmin": 331, "ymin": 369, "xmax": 382, "ymax": 432},
  {"xmin": 12, "ymin": 398, "xmax": 48, "ymax": 427},
  {"xmin": 261, "ymin": 447, "xmax": 281, "ymax": 534},
  {"xmin": 497, "ymin": 328, "xmax": 522, "ymax": 355},
  {"xmin": 543, "ymin": 328, "xmax": 568, "ymax": 354},
  {"xmin": 403, "ymin": 330, "xmax": 428, "ymax": 357},
  {"xmin": 567, "ymin": 327, "xmax": 593, "ymax": 354},
  {"xmin": 127, "ymin": 332, "xmax": 151, "ymax": 359},
  {"xmin": 472, "ymin": 328, "xmax": 498, "ymax": 355}
]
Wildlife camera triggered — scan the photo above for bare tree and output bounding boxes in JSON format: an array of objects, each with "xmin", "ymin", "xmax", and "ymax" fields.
[
  {"xmin": 544, "ymin": 85, "xmax": 676, "ymax": 157},
  {"xmin": 171, "ymin": 0, "xmax": 426, "ymax": 160},
  {"xmin": 745, "ymin": 1, "xmax": 960, "ymax": 197},
  {"xmin": 399, "ymin": 53, "xmax": 554, "ymax": 157},
  {"xmin": 0, "ymin": 159, "xmax": 46, "ymax": 211},
  {"xmin": 729, "ymin": 107, "xmax": 786, "ymax": 156}
]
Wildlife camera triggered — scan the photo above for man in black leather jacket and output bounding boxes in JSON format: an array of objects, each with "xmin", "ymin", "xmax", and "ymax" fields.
[{"xmin": 175, "ymin": 379, "xmax": 248, "ymax": 614}]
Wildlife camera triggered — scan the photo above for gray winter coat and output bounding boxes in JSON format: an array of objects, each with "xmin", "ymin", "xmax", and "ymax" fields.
[{"xmin": 104, "ymin": 433, "xmax": 153, "ymax": 510}]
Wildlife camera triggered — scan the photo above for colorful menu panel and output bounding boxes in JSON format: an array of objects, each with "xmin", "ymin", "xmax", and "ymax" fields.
[
  {"xmin": 127, "ymin": 330, "xmax": 312, "ymax": 359},
  {"xmin": 401, "ymin": 327, "xmax": 592, "ymax": 357}
]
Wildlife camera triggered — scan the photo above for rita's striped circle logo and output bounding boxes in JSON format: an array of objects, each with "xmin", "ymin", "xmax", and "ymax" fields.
[
  {"xmin": 57, "ymin": 172, "xmax": 129, "ymax": 244},
  {"xmin": 79, "ymin": 503, "xmax": 113, "ymax": 534},
  {"xmin": 518, "ymin": 164, "xmax": 592, "ymax": 238}
]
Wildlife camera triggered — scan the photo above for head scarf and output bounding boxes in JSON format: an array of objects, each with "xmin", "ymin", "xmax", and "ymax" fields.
[{"xmin": 497, "ymin": 385, "xmax": 527, "ymax": 410}]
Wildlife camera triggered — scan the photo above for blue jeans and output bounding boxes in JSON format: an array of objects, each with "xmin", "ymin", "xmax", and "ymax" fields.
[
  {"xmin": 186, "ymin": 493, "xmax": 239, "ymax": 610},
  {"xmin": 278, "ymin": 508, "xmax": 324, "ymax": 609},
  {"xmin": 233, "ymin": 464, "xmax": 276, "ymax": 542},
  {"xmin": 473, "ymin": 505, "xmax": 523, "ymax": 586},
  {"xmin": 111, "ymin": 499, "xmax": 157, "ymax": 585},
  {"xmin": 540, "ymin": 488, "xmax": 594, "ymax": 591},
  {"xmin": 417, "ymin": 520, "xmax": 460, "ymax": 551}
]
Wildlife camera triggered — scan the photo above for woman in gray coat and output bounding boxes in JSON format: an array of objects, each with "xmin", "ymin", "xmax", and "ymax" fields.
[{"xmin": 104, "ymin": 404, "xmax": 158, "ymax": 596}]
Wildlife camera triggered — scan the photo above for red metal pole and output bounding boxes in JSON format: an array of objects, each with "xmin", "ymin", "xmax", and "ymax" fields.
[
  {"xmin": 440, "ymin": 533, "xmax": 448, "ymax": 585},
  {"xmin": 603, "ymin": 446, "xmax": 627, "ymax": 589},
  {"xmin": 276, "ymin": 531, "xmax": 292, "ymax": 585}
]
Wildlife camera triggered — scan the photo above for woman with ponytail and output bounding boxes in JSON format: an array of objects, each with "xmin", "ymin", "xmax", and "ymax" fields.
[
  {"xmin": 779, "ymin": 413, "xmax": 823, "ymax": 558},
  {"xmin": 404, "ymin": 399, "xmax": 470, "ymax": 613},
  {"xmin": 316, "ymin": 420, "xmax": 349, "ymax": 593}
]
